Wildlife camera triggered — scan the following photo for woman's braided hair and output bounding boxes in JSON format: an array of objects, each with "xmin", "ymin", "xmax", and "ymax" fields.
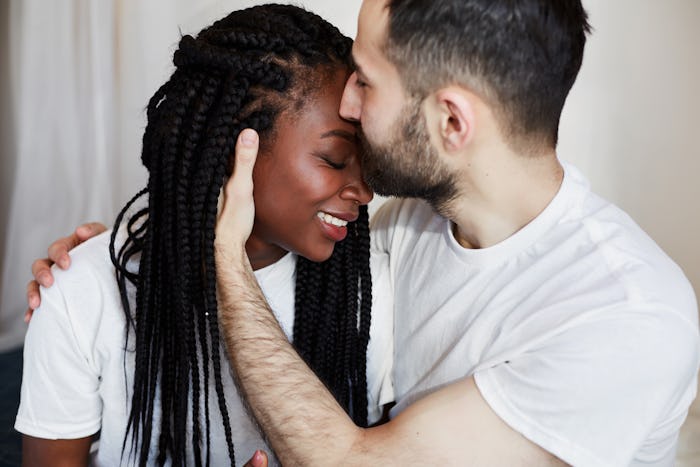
[{"xmin": 109, "ymin": 4, "xmax": 372, "ymax": 466}]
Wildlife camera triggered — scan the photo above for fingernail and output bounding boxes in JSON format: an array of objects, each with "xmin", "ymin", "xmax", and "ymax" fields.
[
  {"xmin": 24, "ymin": 311, "xmax": 30, "ymax": 323},
  {"xmin": 253, "ymin": 451, "xmax": 264, "ymax": 466},
  {"xmin": 240, "ymin": 129, "xmax": 258, "ymax": 146},
  {"xmin": 38, "ymin": 272, "xmax": 50, "ymax": 285},
  {"xmin": 59, "ymin": 257, "xmax": 70, "ymax": 269}
]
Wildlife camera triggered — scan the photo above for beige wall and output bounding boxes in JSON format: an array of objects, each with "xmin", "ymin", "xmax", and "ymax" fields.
[{"xmin": 560, "ymin": 0, "xmax": 700, "ymax": 303}]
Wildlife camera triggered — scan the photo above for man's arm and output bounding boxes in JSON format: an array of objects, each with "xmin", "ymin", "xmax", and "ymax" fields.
[{"xmin": 215, "ymin": 130, "xmax": 565, "ymax": 466}]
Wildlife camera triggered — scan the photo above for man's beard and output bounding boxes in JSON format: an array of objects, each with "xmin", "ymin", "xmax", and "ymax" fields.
[{"xmin": 358, "ymin": 96, "xmax": 457, "ymax": 213}]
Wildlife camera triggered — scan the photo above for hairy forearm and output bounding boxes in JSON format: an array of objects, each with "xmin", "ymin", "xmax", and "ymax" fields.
[{"xmin": 216, "ymin": 249, "xmax": 366, "ymax": 465}]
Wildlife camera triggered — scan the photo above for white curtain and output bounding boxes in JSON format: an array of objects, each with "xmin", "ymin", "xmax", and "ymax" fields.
[{"xmin": 1, "ymin": 0, "xmax": 120, "ymax": 351}]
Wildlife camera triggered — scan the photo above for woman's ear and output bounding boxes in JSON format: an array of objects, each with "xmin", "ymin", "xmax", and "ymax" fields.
[{"xmin": 432, "ymin": 87, "xmax": 475, "ymax": 153}]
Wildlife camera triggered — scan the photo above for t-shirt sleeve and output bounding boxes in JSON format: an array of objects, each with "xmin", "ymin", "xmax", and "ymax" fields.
[
  {"xmin": 366, "ymin": 250, "xmax": 395, "ymax": 424},
  {"xmin": 474, "ymin": 305, "xmax": 700, "ymax": 467},
  {"xmin": 15, "ymin": 269, "xmax": 103, "ymax": 439},
  {"xmin": 369, "ymin": 198, "xmax": 405, "ymax": 256}
]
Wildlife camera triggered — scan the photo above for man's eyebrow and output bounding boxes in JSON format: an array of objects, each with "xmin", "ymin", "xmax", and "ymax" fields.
[
  {"xmin": 350, "ymin": 53, "xmax": 364, "ymax": 75},
  {"xmin": 320, "ymin": 129, "xmax": 356, "ymax": 142}
]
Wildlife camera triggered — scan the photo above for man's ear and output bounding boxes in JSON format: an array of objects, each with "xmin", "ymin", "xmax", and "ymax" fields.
[{"xmin": 431, "ymin": 87, "xmax": 475, "ymax": 153}]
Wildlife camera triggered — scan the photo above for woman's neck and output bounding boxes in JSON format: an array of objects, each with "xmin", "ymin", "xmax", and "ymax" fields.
[{"xmin": 245, "ymin": 235, "xmax": 288, "ymax": 271}]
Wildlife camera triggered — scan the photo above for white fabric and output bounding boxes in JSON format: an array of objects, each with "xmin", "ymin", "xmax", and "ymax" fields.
[
  {"xmin": 16, "ymin": 228, "xmax": 393, "ymax": 466},
  {"xmin": 371, "ymin": 162, "xmax": 699, "ymax": 467}
]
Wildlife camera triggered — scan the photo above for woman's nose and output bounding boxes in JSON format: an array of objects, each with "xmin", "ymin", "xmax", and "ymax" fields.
[{"xmin": 341, "ymin": 169, "xmax": 373, "ymax": 206}]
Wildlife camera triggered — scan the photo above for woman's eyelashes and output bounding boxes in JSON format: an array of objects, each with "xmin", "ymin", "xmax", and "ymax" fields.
[{"xmin": 315, "ymin": 152, "xmax": 348, "ymax": 170}]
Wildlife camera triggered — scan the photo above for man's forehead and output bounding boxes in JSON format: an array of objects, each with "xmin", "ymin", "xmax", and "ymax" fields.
[
  {"xmin": 355, "ymin": 0, "xmax": 390, "ymax": 61},
  {"xmin": 359, "ymin": 1, "xmax": 390, "ymax": 38}
]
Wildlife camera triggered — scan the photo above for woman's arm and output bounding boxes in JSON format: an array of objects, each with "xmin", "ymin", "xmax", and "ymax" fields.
[{"xmin": 22, "ymin": 435, "xmax": 94, "ymax": 467}]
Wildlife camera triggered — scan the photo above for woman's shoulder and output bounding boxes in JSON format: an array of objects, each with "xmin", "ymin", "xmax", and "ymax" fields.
[
  {"xmin": 51, "ymin": 230, "xmax": 115, "ymax": 288},
  {"xmin": 39, "ymin": 229, "xmax": 126, "ymax": 328}
]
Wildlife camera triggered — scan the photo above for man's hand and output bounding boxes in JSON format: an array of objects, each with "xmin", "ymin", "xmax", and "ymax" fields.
[
  {"xmin": 25, "ymin": 222, "xmax": 107, "ymax": 322},
  {"xmin": 214, "ymin": 128, "xmax": 259, "ymax": 262}
]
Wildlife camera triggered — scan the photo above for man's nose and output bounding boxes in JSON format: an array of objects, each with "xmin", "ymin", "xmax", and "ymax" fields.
[{"xmin": 339, "ymin": 72, "xmax": 362, "ymax": 122}]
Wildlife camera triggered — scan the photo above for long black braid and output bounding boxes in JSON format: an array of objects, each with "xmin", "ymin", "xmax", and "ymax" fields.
[{"xmin": 108, "ymin": 4, "xmax": 373, "ymax": 466}]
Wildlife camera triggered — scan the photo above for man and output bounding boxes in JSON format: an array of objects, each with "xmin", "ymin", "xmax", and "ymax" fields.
[
  {"xmin": 215, "ymin": 0, "xmax": 699, "ymax": 465},
  {"xmin": 28, "ymin": 0, "xmax": 699, "ymax": 465}
]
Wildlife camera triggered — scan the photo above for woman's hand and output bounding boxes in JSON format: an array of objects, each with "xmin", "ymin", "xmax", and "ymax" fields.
[{"xmin": 243, "ymin": 450, "xmax": 269, "ymax": 467}]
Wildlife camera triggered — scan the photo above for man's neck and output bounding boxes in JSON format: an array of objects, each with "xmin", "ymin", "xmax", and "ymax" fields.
[{"xmin": 444, "ymin": 148, "xmax": 563, "ymax": 250}]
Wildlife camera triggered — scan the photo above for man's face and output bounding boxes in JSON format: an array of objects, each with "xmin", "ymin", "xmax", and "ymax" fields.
[
  {"xmin": 339, "ymin": 0, "xmax": 456, "ymax": 209},
  {"xmin": 340, "ymin": 0, "xmax": 403, "ymax": 148},
  {"xmin": 357, "ymin": 94, "xmax": 457, "ymax": 209}
]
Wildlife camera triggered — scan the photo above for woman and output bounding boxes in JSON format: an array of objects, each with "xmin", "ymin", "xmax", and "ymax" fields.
[{"xmin": 16, "ymin": 5, "xmax": 393, "ymax": 466}]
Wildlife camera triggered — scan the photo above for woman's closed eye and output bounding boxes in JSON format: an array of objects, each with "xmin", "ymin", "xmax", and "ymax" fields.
[{"xmin": 316, "ymin": 152, "xmax": 348, "ymax": 170}]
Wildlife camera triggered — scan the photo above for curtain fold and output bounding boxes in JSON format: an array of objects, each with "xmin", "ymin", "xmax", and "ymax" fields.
[{"xmin": 1, "ymin": 0, "xmax": 119, "ymax": 351}]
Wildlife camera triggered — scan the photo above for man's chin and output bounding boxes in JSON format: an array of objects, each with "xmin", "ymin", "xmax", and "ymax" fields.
[
  {"xmin": 364, "ymin": 175, "xmax": 420, "ymax": 199},
  {"xmin": 362, "ymin": 170, "xmax": 401, "ymax": 197},
  {"xmin": 364, "ymin": 170, "xmax": 458, "ymax": 211}
]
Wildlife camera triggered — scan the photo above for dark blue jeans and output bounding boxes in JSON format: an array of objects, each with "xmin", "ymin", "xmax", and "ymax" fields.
[{"xmin": 0, "ymin": 346, "xmax": 22, "ymax": 467}]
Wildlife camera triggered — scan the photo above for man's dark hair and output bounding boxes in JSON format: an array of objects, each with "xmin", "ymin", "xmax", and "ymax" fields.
[
  {"xmin": 384, "ymin": 0, "xmax": 591, "ymax": 149},
  {"xmin": 109, "ymin": 4, "xmax": 372, "ymax": 466}
]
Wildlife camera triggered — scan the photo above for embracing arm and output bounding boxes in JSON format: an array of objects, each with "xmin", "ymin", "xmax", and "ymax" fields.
[
  {"xmin": 217, "ymin": 259, "xmax": 562, "ymax": 465},
  {"xmin": 22, "ymin": 435, "xmax": 94, "ymax": 467},
  {"xmin": 215, "ymin": 130, "xmax": 565, "ymax": 466},
  {"xmin": 25, "ymin": 223, "xmax": 107, "ymax": 321}
]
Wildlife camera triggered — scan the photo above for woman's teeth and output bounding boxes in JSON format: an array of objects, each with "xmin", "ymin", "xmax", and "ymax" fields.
[{"xmin": 317, "ymin": 212, "xmax": 348, "ymax": 227}]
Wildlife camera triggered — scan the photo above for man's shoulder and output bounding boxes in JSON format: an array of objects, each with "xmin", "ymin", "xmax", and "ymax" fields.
[{"xmin": 569, "ymin": 190, "xmax": 697, "ymax": 316}]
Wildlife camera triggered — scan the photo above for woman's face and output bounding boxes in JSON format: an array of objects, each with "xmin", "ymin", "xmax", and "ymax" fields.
[{"xmin": 245, "ymin": 68, "xmax": 373, "ymax": 270}]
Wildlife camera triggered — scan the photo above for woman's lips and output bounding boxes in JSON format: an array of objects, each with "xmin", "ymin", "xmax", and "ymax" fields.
[{"xmin": 316, "ymin": 211, "xmax": 354, "ymax": 242}]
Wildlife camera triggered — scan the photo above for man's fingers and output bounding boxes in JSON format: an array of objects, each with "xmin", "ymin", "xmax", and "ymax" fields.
[
  {"xmin": 216, "ymin": 129, "xmax": 259, "ymax": 252},
  {"xmin": 222, "ymin": 129, "xmax": 259, "ymax": 212},
  {"xmin": 31, "ymin": 259, "xmax": 54, "ymax": 287},
  {"xmin": 47, "ymin": 235, "xmax": 80, "ymax": 269},
  {"xmin": 28, "ymin": 224, "xmax": 106, "ymax": 323},
  {"xmin": 26, "ymin": 280, "xmax": 41, "ymax": 311},
  {"xmin": 242, "ymin": 450, "xmax": 268, "ymax": 467},
  {"xmin": 75, "ymin": 222, "xmax": 107, "ymax": 241},
  {"xmin": 45, "ymin": 223, "xmax": 106, "ymax": 270}
]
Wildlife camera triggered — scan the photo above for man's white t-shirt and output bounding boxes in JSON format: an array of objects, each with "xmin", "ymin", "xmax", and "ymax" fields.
[
  {"xmin": 371, "ymin": 162, "xmax": 699, "ymax": 467},
  {"xmin": 15, "ymin": 230, "xmax": 394, "ymax": 466}
]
